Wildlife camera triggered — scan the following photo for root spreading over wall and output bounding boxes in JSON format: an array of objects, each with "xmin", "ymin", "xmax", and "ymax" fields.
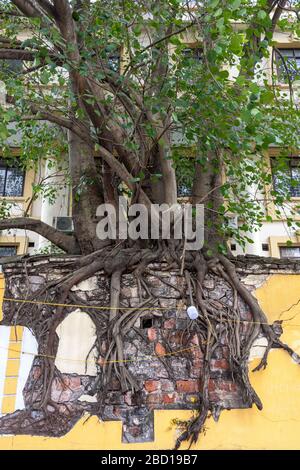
[{"xmin": 0, "ymin": 252, "xmax": 299, "ymax": 448}]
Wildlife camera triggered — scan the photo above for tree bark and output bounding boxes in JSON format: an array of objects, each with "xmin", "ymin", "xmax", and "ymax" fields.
[{"xmin": 0, "ymin": 217, "xmax": 79, "ymax": 253}]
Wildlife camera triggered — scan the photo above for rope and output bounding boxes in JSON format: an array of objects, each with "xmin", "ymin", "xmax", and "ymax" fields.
[
  {"xmin": 0, "ymin": 344, "xmax": 200, "ymax": 365},
  {"xmin": 1, "ymin": 295, "xmax": 300, "ymax": 327}
]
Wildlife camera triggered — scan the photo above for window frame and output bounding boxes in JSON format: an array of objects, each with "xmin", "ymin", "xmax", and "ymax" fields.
[
  {"xmin": 182, "ymin": 46, "xmax": 203, "ymax": 62},
  {"xmin": 275, "ymin": 47, "xmax": 300, "ymax": 84},
  {"xmin": 0, "ymin": 245, "xmax": 18, "ymax": 257},
  {"xmin": 0, "ymin": 159, "xmax": 25, "ymax": 198},
  {"xmin": 279, "ymin": 245, "xmax": 300, "ymax": 259},
  {"xmin": 271, "ymin": 155, "xmax": 300, "ymax": 199}
]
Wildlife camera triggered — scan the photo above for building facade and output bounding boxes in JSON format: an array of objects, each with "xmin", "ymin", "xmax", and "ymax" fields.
[{"xmin": 0, "ymin": 27, "xmax": 300, "ymax": 260}]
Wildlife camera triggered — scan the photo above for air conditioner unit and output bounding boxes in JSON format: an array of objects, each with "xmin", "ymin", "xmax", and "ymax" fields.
[{"xmin": 53, "ymin": 216, "xmax": 74, "ymax": 233}]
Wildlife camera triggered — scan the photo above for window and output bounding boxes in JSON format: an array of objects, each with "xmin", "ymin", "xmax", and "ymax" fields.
[
  {"xmin": 280, "ymin": 246, "xmax": 300, "ymax": 258},
  {"xmin": 0, "ymin": 159, "xmax": 25, "ymax": 197},
  {"xmin": 173, "ymin": 147, "xmax": 195, "ymax": 198},
  {"xmin": 275, "ymin": 48, "xmax": 300, "ymax": 83},
  {"xmin": 107, "ymin": 52, "xmax": 120, "ymax": 72},
  {"xmin": 182, "ymin": 47, "xmax": 203, "ymax": 63},
  {"xmin": 102, "ymin": 46, "xmax": 120, "ymax": 73},
  {"xmin": 0, "ymin": 246, "xmax": 17, "ymax": 257},
  {"xmin": 271, "ymin": 157, "xmax": 300, "ymax": 198},
  {"xmin": 141, "ymin": 318, "xmax": 153, "ymax": 329},
  {"xmin": 181, "ymin": 47, "xmax": 203, "ymax": 85}
]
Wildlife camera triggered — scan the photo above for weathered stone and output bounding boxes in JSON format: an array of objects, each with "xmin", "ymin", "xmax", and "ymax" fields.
[
  {"xmin": 147, "ymin": 327, "xmax": 158, "ymax": 342},
  {"xmin": 2, "ymin": 254, "xmax": 298, "ymax": 443},
  {"xmin": 155, "ymin": 342, "xmax": 166, "ymax": 356}
]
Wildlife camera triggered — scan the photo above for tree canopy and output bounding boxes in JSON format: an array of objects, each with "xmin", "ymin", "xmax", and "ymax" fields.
[
  {"xmin": 1, "ymin": 1, "xmax": 300, "ymax": 448},
  {"xmin": 0, "ymin": 0, "xmax": 299, "ymax": 254}
]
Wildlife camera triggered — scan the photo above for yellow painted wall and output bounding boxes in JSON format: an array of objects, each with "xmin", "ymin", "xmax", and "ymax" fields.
[{"xmin": 1, "ymin": 274, "xmax": 300, "ymax": 449}]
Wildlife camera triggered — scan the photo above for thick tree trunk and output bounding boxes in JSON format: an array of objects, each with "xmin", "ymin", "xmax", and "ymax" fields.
[
  {"xmin": 192, "ymin": 151, "xmax": 224, "ymax": 250},
  {"xmin": 68, "ymin": 130, "xmax": 108, "ymax": 254}
]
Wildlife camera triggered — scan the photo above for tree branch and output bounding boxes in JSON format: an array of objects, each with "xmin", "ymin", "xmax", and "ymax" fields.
[
  {"xmin": 36, "ymin": 0, "xmax": 57, "ymax": 19},
  {"xmin": 0, "ymin": 217, "xmax": 80, "ymax": 254},
  {"xmin": 271, "ymin": 0, "xmax": 288, "ymax": 32},
  {"xmin": 0, "ymin": 48, "xmax": 38, "ymax": 61},
  {"xmin": 11, "ymin": 0, "xmax": 44, "ymax": 18}
]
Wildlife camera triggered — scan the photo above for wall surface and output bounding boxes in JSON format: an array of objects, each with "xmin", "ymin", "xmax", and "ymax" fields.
[{"xmin": 0, "ymin": 258, "xmax": 300, "ymax": 449}]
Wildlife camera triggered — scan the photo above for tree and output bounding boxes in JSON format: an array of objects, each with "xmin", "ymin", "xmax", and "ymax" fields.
[{"xmin": 0, "ymin": 0, "xmax": 300, "ymax": 448}]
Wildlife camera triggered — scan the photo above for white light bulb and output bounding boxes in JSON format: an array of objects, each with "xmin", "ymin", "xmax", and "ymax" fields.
[{"xmin": 187, "ymin": 305, "xmax": 199, "ymax": 320}]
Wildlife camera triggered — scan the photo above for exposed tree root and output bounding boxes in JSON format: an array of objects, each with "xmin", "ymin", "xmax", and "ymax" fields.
[{"xmin": 0, "ymin": 247, "xmax": 299, "ymax": 447}]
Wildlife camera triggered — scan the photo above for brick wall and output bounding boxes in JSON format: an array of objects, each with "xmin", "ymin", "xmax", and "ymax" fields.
[{"xmin": 0, "ymin": 254, "xmax": 299, "ymax": 442}]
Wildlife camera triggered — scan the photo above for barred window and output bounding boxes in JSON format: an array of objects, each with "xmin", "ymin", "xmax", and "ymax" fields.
[
  {"xmin": 271, "ymin": 157, "xmax": 300, "ymax": 198},
  {"xmin": 280, "ymin": 246, "xmax": 300, "ymax": 258},
  {"xmin": 107, "ymin": 52, "xmax": 120, "ymax": 72},
  {"xmin": 0, "ymin": 159, "xmax": 25, "ymax": 197},
  {"xmin": 0, "ymin": 246, "xmax": 17, "ymax": 257},
  {"xmin": 182, "ymin": 47, "xmax": 203, "ymax": 62},
  {"xmin": 275, "ymin": 48, "xmax": 300, "ymax": 83},
  {"xmin": 103, "ymin": 46, "xmax": 120, "ymax": 73}
]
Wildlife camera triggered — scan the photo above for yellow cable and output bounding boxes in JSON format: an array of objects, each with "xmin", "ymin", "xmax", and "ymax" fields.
[
  {"xmin": 0, "ymin": 344, "xmax": 200, "ymax": 365},
  {"xmin": 2, "ymin": 297, "xmax": 169, "ymax": 311},
  {"xmin": 1, "ymin": 296, "xmax": 300, "ymax": 327}
]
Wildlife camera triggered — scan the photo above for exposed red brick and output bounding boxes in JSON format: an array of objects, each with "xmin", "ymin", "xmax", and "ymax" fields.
[
  {"xmin": 176, "ymin": 380, "xmax": 200, "ymax": 393},
  {"xmin": 164, "ymin": 318, "xmax": 176, "ymax": 329},
  {"xmin": 215, "ymin": 380, "xmax": 237, "ymax": 392},
  {"xmin": 155, "ymin": 342, "xmax": 166, "ymax": 356},
  {"xmin": 147, "ymin": 327, "xmax": 158, "ymax": 342},
  {"xmin": 146, "ymin": 393, "xmax": 162, "ymax": 405},
  {"xmin": 162, "ymin": 393, "xmax": 176, "ymax": 404},
  {"xmin": 144, "ymin": 380, "xmax": 160, "ymax": 392},
  {"xmin": 211, "ymin": 359, "xmax": 229, "ymax": 370},
  {"xmin": 208, "ymin": 379, "xmax": 216, "ymax": 392}
]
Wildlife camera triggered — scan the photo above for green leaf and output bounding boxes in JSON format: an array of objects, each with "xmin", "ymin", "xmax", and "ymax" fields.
[
  {"xmin": 229, "ymin": 34, "xmax": 243, "ymax": 53},
  {"xmin": 258, "ymin": 10, "xmax": 267, "ymax": 20},
  {"xmin": 230, "ymin": 0, "xmax": 241, "ymax": 10},
  {"xmin": 250, "ymin": 108, "xmax": 260, "ymax": 117}
]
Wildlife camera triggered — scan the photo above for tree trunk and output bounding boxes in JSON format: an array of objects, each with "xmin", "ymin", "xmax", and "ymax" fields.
[
  {"xmin": 192, "ymin": 151, "xmax": 224, "ymax": 250},
  {"xmin": 68, "ymin": 130, "xmax": 108, "ymax": 254}
]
